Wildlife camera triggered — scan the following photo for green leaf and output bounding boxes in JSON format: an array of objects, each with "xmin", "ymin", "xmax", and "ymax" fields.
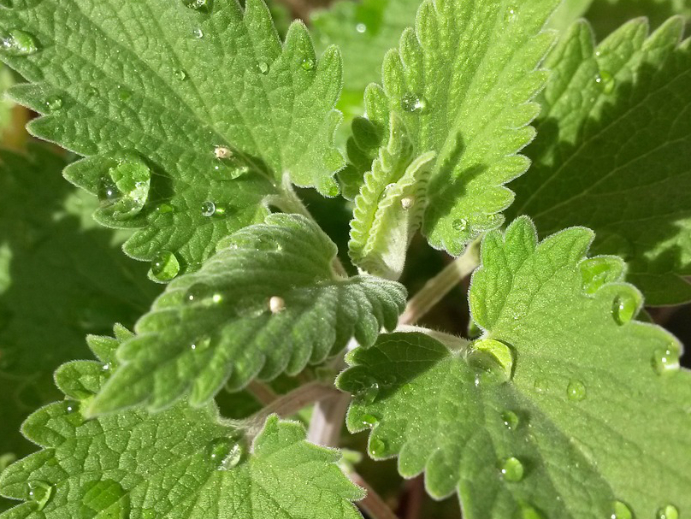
[
  {"xmin": 338, "ymin": 217, "xmax": 690, "ymax": 518},
  {"xmin": 349, "ymin": 113, "xmax": 435, "ymax": 279},
  {"xmin": 0, "ymin": 0, "xmax": 345, "ymax": 277},
  {"xmin": 311, "ymin": 0, "xmax": 421, "ymax": 113},
  {"xmin": 0, "ymin": 145, "xmax": 158, "ymax": 470},
  {"xmin": 346, "ymin": 0, "xmax": 559, "ymax": 256},
  {"xmin": 548, "ymin": 0, "xmax": 595, "ymax": 32},
  {"xmin": 0, "ymin": 330, "xmax": 364, "ymax": 519},
  {"xmin": 89, "ymin": 213, "xmax": 406, "ymax": 414},
  {"xmin": 510, "ymin": 18, "xmax": 691, "ymax": 304},
  {"xmin": 586, "ymin": 0, "xmax": 691, "ymax": 38}
]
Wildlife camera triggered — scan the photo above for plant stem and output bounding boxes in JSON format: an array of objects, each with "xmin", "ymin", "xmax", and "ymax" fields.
[
  {"xmin": 350, "ymin": 471, "xmax": 401, "ymax": 519},
  {"xmin": 398, "ymin": 241, "xmax": 480, "ymax": 326},
  {"xmin": 246, "ymin": 380, "xmax": 278, "ymax": 406},
  {"xmin": 245, "ymin": 381, "xmax": 339, "ymax": 436}
]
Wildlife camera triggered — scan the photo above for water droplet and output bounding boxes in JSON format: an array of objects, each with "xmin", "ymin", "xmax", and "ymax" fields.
[
  {"xmin": 193, "ymin": 28, "xmax": 204, "ymax": 39},
  {"xmin": 102, "ymin": 363, "xmax": 111, "ymax": 372},
  {"xmin": 500, "ymin": 457, "xmax": 524, "ymax": 482},
  {"xmin": 534, "ymin": 378, "xmax": 549, "ymax": 394},
  {"xmin": 612, "ymin": 292, "xmax": 638, "ymax": 325},
  {"xmin": 400, "ymin": 92, "xmax": 427, "ymax": 113},
  {"xmin": 184, "ymin": 283, "xmax": 222, "ymax": 306},
  {"xmin": 361, "ymin": 414, "xmax": 379, "ymax": 428},
  {"xmin": 98, "ymin": 156, "xmax": 152, "ymax": 220},
  {"xmin": 190, "ymin": 335, "xmax": 211, "ymax": 353},
  {"xmin": 98, "ymin": 177, "xmax": 120, "ymax": 205},
  {"xmin": 657, "ymin": 504, "xmax": 679, "ymax": 519},
  {"xmin": 1, "ymin": 29, "xmax": 39, "ymax": 56},
  {"xmin": 505, "ymin": 7, "xmax": 517, "ymax": 23},
  {"xmin": 579, "ymin": 257, "xmax": 622, "ymax": 294},
  {"xmin": 567, "ymin": 380, "xmax": 587, "ymax": 401},
  {"xmin": 518, "ymin": 503, "xmax": 545, "ymax": 519},
  {"xmin": 156, "ymin": 203, "xmax": 174, "ymax": 215},
  {"xmin": 355, "ymin": 379, "xmax": 380, "ymax": 405},
  {"xmin": 257, "ymin": 60, "xmax": 269, "ymax": 74},
  {"xmin": 468, "ymin": 338, "xmax": 514, "ymax": 382},
  {"xmin": 652, "ymin": 348, "xmax": 680, "ymax": 375},
  {"xmin": 453, "ymin": 218, "xmax": 468, "ymax": 231},
  {"xmin": 27, "ymin": 480, "xmax": 53, "ymax": 511},
  {"xmin": 319, "ymin": 177, "xmax": 340, "ymax": 197},
  {"xmin": 401, "ymin": 383, "xmax": 415, "ymax": 396},
  {"xmin": 501, "ymin": 410, "xmax": 519, "ymax": 430},
  {"xmin": 174, "ymin": 69, "xmax": 188, "ymax": 81},
  {"xmin": 369, "ymin": 437, "xmax": 387, "ymax": 457},
  {"xmin": 209, "ymin": 437, "xmax": 244, "ymax": 470},
  {"xmin": 301, "ymin": 58, "xmax": 315, "ymax": 71},
  {"xmin": 201, "ymin": 200, "xmax": 216, "ymax": 217},
  {"xmin": 182, "ymin": 0, "xmax": 210, "ymax": 11},
  {"xmin": 80, "ymin": 479, "xmax": 129, "ymax": 519},
  {"xmin": 596, "ymin": 70, "xmax": 616, "ymax": 94},
  {"xmin": 149, "ymin": 250, "xmax": 180, "ymax": 282},
  {"xmin": 400, "ymin": 196, "xmax": 415, "ymax": 209},
  {"xmin": 610, "ymin": 500, "xmax": 633, "ymax": 519},
  {"xmin": 45, "ymin": 95, "xmax": 63, "ymax": 113},
  {"xmin": 269, "ymin": 296, "xmax": 285, "ymax": 314},
  {"xmin": 355, "ymin": 23, "xmax": 367, "ymax": 34}
]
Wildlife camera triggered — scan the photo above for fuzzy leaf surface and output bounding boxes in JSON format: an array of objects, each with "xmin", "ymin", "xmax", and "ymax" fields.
[
  {"xmin": 0, "ymin": 330, "xmax": 364, "ymax": 519},
  {"xmin": 346, "ymin": 0, "xmax": 559, "ymax": 255},
  {"xmin": 90, "ymin": 213, "xmax": 406, "ymax": 414},
  {"xmin": 0, "ymin": 0, "xmax": 345, "ymax": 275},
  {"xmin": 0, "ymin": 146, "xmax": 158, "ymax": 475},
  {"xmin": 510, "ymin": 19, "xmax": 691, "ymax": 304},
  {"xmin": 339, "ymin": 217, "xmax": 691, "ymax": 518}
]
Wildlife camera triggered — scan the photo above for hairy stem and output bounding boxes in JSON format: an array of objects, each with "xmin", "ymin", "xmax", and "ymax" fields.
[
  {"xmin": 350, "ymin": 471, "xmax": 401, "ymax": 519},
  {"xmin": 246, "ymin": 380, "xmax": 278, "ymax": 406},
  {"xmin": 399, "ymin": 241, "xmax": 480, "ymax": 325},
  {"xmin": 245, "ymin": 381, "xmax": 339, "ymax": 436}
]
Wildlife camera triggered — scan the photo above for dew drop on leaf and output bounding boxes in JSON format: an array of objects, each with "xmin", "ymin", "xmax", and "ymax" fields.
[
  {"xmin": 301, "ymin": 58, "xmax": 315, "ymax": 71},
  {"xmin": 652, "ymin": 348, "xmax": 680, "ymax": 375},
  {"xmin": 610, "ymin": 500, "xmax": 633, "ymax": 519},
  {"xmin": 612, "ymin": 293, "xmax": 638, "ymax": 325},
  {"xmin": 401, "ymin": 92, "xmax": 427, "ymax": 113},
  {"xmin": 104, "ymin": 157, "xmax": 152, "ymax": 218},
  {"xmin": 174, "ymin": 69, "xmax": 188, "ymax": 81},
  {"xmin": 45, "ymin": 95, "xmax": 63, "ymax": 113},
  {"xmin": 567, "ymin": 380, "xmax": 587, "ymax": 401},
  {"xmin": 361, "ymin": 414, "xmax": 379, "ymax": 428},
  {"xmin": 209, "ymin": 437, "xmax": 244, "ymax": 470},
  {"xmin": 64, "ymin": 400, "xmax": 84, "ymax": 426},
  {"xmin": 534, "ymin": 378, "xmax": 549, "ymax": 394},
  {"xmin": 182, "ymin": 0, "xmax": 210, "ymax": 11},
  {"xmin": 467, "ymin": 338, "xmax": 514, "ymax": 382},
  {"xmin": 80, "ymin": 479, "xmax": 129, "ymax": 519},
  {"xmin": 596, "ymin": 70, "xmax": 616, "ymax": 94},
  {"xmin": 190, "ymin": 335, "xmax": 211, "ymax": 353},
  {"xmin": 369, "ymin": 437, "xmax": 387, "ymax": 457},
  {"xmin": 257, "ymin": 61, "xmax": 269, "ymax": 74},
  {"xmin": 218, "ymin": 443, "xmax": 244, "ymax": 470},
  {"xmin": 501, "ymin": 410, "xmax": 519, "ymax": 430},
  {"xmin": 98, "ymin": 177, "xmax": 121, "ymax": 206},
  {"xmin": 500, "ymin": 457, "xmax": 524, "ymax": 482},
  {"xmin": 657, "ymin": 504, "xmax": 679, "ymax": 519},
  {"xmin": 149, "ymin": 250, "xmax": 180, "ymax": 282},
  {"xmin": 27, "ymin": 480, "xmax": 53, "ymax": 511},
  {"xmin": 156, "ymin": 203, "xmax": 174, "ymax": 215},
  {"xmin": 193, "ymin": 28, "xmax": 204, "ymax": 39},
  {"xmin": 355, "ymin": 23, "xmax": 367, "ymax": 33},
  {"xmin": 453, "ymin": 218, "xmax": 468, "ymax": 232},
  {"xmin": 1, "ymin": 29, "xmax": 39, "ymax": 56},
  {"xmin": 201, "ymin": 201, "xmax": 216, "ymax": 217},
  {"xmin": 185, "ymin": 283, "xmax": 222, "ymax": 305},
  {"xmin": 579, "ymin": 257, "xmax": 618, "ymax": 294}
]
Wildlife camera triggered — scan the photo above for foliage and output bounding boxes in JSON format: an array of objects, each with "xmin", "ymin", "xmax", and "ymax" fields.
[{"xmin": 0, "ymin": 0, "xmax": 690, "ymax": 518}]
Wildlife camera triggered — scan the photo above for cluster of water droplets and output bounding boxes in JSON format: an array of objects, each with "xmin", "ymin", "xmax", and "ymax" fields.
[{"xmin": 596, "ymin": 70, "xmax": 616, "ymax": 95}]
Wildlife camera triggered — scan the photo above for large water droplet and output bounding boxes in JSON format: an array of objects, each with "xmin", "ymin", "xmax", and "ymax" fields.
[
  {"xmin": 369, "ymin": 437, "xmax": 387, "ymax": 457},
  {"xmin": 1, "ymin": 29, "xmax": 39, "ymax": 56},
  {"xmin": 596, "ymin": 70, "xmax": 616, "ymax": 94},
  {"xmin": 657, "ymin": 504, "xmax": 679, "ymax": 519},
  {"xmin": 361, "ymin": 414, "xmax": 379, "ymax": 428},
  {"xmin": 27, "ymin": 480, "xmax": 53, "ymax": 511},
  {"xmin": 182, "ymin": 0, "xmax": 210, "ymax": 11},
  {"xmin": 501, "ymin": 410, "xmax": 520, "ymax": 430},
  {"xmin": 209, "ymin": 437, "xmax": 244, "ymax": 470},
  {"xmin": 64, "ymin": 400, "xmax": 84, "ymax": 426},
  {"xmin": 98, "ymin": 156, "xmax": 152, "ymax": 220},
  {"xmin": 149, "ymin": 250, "xmax": 180, "ymax": 282},
  {"xmin": 45, "ymin": 95, "xmax": 63, "ymax": 113},
  {"xmin": 468, "ymin": 338, "xmax": 514, "ymax": 382},
  {"xmin": 580, "ymin": 257, "xmax": 622, "ymax": 294},
  {"xmin": 500, "ymin": 457, "xmax": 524, "ymax": 482},
  {"xmin": 184, "ymin": 283, "xmax": 222, "ymax": 306},
  {"xmin": 401, "ymin": 92, "xmax": 426, "ymax": 113},
  {"xmin": 80, "ymin": 479, "xmax": 129, "ymax": 519},
  {"xmin": 610, "ymin": 500, "xmax": 633, "ymax": 519},
  {"xmin": 201, "ymin": 201, "xmax": 216, "ymax": 217},
  {"xmin": 612, "ymin": 292, "xmax": 638, "ymax": 325},
  {"xmin": 567, "ymin": 380, "xmax": 587, "ymax": 401},
  {"xmin": 652, "ymin": 348, "xmax": 680, "ymax": 375}
]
